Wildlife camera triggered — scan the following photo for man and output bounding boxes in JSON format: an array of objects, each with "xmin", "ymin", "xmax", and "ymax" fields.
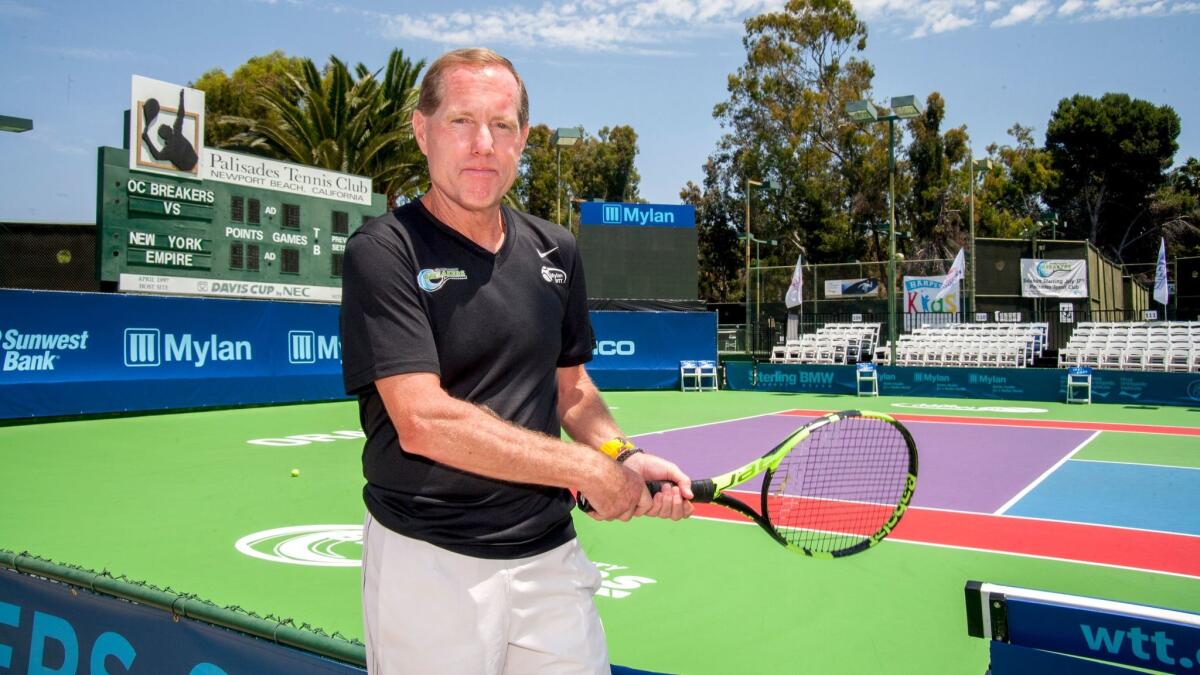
[{"xmin": 340, "ymin": 47, "xmax": 694, "ymax": 675}]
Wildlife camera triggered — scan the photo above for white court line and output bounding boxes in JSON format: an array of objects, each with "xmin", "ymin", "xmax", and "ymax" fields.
[
  {"xmin": 628, "ymin": 408, "xmax": 802, "ymax": 438},
  {"xmin": 1070, "ymin": 458, "xmax": 1200, "ymax": 472},
  {"xmin": 993, "ymin": 430, "xmax": 1102, "ymax": 515}
]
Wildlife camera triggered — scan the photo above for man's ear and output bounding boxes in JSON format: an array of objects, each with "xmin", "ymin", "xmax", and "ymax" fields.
[{"xmin": 412, "ymin": 110, "xmax": 429, "ymax": 156}]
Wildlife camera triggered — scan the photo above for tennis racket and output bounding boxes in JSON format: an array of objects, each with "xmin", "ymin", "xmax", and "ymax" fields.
[{"xmin": 582, "ymin": 410, "xmax": 918, "ymax": 558}]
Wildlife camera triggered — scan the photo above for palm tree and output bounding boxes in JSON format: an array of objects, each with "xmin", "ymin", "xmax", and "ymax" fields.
[{"xmin": 220, "ymin": 49, "xmax": 427, "ymax": 206}]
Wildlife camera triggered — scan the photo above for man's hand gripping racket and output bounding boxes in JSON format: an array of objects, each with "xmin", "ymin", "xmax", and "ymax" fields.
[{"xmin": 581, "ymin": 410, "xmax": 918, "ymax": 558}]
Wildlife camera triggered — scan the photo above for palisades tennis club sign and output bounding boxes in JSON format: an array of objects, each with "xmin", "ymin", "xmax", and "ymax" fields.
[{"xmin": 129, "ymin": 75, "xmax": 371, "ymax": 205}]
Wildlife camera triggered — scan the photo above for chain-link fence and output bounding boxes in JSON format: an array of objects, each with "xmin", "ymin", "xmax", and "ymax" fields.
[{"xmin": 725, "ymin": 240, "xmax": 1189, "ymax": 359}]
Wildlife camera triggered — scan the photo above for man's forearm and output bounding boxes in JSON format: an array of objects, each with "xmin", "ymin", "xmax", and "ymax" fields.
[
  {"xmin": 378, "ymin": 373, "xmax": 608, "ymax": 493},
  {"xmin": 557, "ymin": 366, "xmax": 622, "ymax": 449}
]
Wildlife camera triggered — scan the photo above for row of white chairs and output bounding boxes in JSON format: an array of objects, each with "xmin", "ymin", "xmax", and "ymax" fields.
[
  {"xmin": 881, "ymin": 323, "xmax": 1048, "ymax": 368},
  {"xmin": 890, "ymin": 335, "xmax": 1035, "ymax": 368},
  {"xmin": 1058, "ymin": 322, "xmax": 1200, "ymax": 371},
  {"xmin": 911, "ymin": 323, "xmax": 1050, "ymax": 357},
  {"xmin": 1058, "ymin": 342, "xmax": 1200, "ymax": 372},
  {"xmin": 770, "ymin": 323, "xmax": 880, "ymax": 365}
]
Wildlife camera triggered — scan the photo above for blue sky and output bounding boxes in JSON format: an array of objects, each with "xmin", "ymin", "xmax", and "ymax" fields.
[{"xmin": 1, "ymin": 0, "xmax": 1197, "ymax": 222}]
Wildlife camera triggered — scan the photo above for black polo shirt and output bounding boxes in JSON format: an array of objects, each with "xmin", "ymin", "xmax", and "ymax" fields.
[{"xmin": 340, "ymin": 200, "xmax": 594, "ymax": 559}]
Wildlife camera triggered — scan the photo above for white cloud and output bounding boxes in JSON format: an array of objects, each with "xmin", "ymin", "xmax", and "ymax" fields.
[
  {"xmin": 992, "ymin": 0, "xmax": 1050, "ymax": 25},
  {"xmin": 346, "ymin": 0, "xmax": 1200, "ymax": 51},
  {"xmin": 1057, "ymin": 0, "xmax": 1085, "ymax": 14},
  {"xmin": 374, "ymin": 1, "xmax": 780, "ymax": 54}
]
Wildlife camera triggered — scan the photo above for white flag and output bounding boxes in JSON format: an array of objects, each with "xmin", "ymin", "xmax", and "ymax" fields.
[
  {"xmin": 1154, "ymin": 237, "xmax": 1169, "ymax": 306},
  {"xmin": 933, "ymin": 248, "xmax": 965, "ymax": 300},
  {"xmin": 784, "ymin": 253, "xmax": 803, "ymax": 308}
]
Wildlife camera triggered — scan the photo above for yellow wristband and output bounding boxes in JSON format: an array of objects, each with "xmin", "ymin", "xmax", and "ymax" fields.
[{"xmin": 599, "ymin": 436, "xmax": 635, "ymax": 459}]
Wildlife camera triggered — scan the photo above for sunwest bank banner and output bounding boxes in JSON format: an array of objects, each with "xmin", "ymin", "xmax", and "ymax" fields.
[
  {"xmin": 0, "ymin": 289, "xmax": 347, "ymax": 419},
  {"xmin": 1020, "ymin": 258, "xmax": 1088, "ymax": 298}
]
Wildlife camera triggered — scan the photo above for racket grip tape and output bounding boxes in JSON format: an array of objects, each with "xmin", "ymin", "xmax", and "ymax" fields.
[
  {"xmin": 577, "ymin": 478, "xmax": 717, "ymax": 512},
  {"xmin": 647, "ymin": 479, "xmax": 716, "ymax": 502}
]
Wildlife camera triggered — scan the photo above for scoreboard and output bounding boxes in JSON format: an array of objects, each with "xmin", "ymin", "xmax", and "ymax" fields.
[
  {"xmin": 97, "ymin": 146, "xmax": 387, "ymax": 303},
  {"xmin": 578, "ymin": 202, "xmax": 697, "ymax": 300}
]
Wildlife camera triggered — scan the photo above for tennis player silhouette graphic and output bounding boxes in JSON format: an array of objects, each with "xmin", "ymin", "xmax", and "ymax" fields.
[{"xmin": 141, "ymin": 89, "xmax": 198, "ymax": 171}]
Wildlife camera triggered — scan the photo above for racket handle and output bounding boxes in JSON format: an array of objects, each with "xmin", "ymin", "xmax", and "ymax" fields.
[
  {"xmin": 577, "ymin": 478, "xmax": 717, "ymax": 512},
  {"xmin": 648, "ymin": 479, "xmax": 716, "ymax": 503}
]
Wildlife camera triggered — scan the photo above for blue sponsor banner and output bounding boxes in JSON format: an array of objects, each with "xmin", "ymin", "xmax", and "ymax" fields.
[
  {"xmin": 726, "ymin": 361, "xmax": 1200, "ymax": 407},
  {"xmin": 0, "ymin": 292, "xmax": 720, "ymax": 418},
  {"xmin": 579, "ymin": 202, "xmax": 695, "ymax": 228},
  {"xmin": 587, "ymin": 311, "xmax": 716, "ymax": 390},
  {"xmin": 0, "ymin": 289, "xmax": 345, "ymax": 419},
  {"xmin": 0, "ymin": 567, "xmax": 363, "ymax": 674},
  {"xmin": 1005, "ymin": 597, "xmax": 1200, "ymax": 673}
]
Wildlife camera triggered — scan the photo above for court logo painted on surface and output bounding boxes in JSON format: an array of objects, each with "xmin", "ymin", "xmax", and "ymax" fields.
[
  {"xmin": 235, "ymin": 525, "xmax": 363, "ymax": 567},
  {"xmin": 233, "ymin": 528, "xmax": 659, "ymax": 599}
]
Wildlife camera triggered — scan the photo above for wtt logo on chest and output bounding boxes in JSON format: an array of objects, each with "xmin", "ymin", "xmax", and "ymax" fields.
[{"xmin": 541, "ymin": 266, "xmax": 567, "ymax": 284}]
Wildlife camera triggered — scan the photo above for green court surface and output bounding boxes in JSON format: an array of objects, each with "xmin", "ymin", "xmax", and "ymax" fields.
[{"xmin": 2, "ymin": 391, "xmax": 1198, "ymax": 673}]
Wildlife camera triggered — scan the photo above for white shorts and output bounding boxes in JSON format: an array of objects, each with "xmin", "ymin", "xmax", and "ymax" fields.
[{"xmin": 361, "ymin": 511, "xmax": 609, "ymax": 675}]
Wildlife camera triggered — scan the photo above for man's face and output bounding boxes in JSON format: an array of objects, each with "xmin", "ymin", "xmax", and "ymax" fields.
[{"xmin": 413, "ymin": 65, "xmax": 528, "ymax": 215}]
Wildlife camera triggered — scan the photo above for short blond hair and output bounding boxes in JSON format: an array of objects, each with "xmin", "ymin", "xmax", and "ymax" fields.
[{"xmin": 417, "ymin": 48, "xmax": 529, "ymax": 128}]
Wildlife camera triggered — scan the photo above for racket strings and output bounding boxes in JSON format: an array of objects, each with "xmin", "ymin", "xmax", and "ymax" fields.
[{"xmin": 766, "ymin": 417, "xmax": 911, "ymax": 554}]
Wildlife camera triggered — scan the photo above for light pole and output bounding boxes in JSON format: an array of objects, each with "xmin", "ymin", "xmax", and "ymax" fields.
[
  {"xmin": 741, "ymin": 234, "xmax": 778, "ymax": 348},
  {"xmin": 550, "ymin": 127, "xmax": 581, "ymax": 228},
  {"xmin": 967, "ymin": 151, "xmax": 993, "ymax": 317},
  {"xmin": 845, "ymin": 95, "xmax": 923, "ymax": 366},
  {"xmin": 744, "ymin": 176, "xmax": 780, "ymax": 355}
]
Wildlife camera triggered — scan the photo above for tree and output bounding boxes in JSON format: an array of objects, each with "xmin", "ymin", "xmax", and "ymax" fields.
[
  {"xmin": 975, "ymin": 124, "xmax": 1058, "ymax": 239},
  {"xmin": 702, "ymin": 0, "xmax": 887, "ymax": 303},
  {"xmin": 216, "ymin": 49, "xmax": 427, "ymax": 205},
  {"xmin": 1044, "ymin": 93, "xmax": 1181, "ymax": 262},
  {"xmin": 192, "ymin": 51, "xmax": 307, "ymax": 148},
  {"xmin": 682, "ymin": 158, "xmax": 744, "ymax": 301},
  {"xmin": 903, "ymin": 92, "xmax": 968, "ymax": 260},
  {"xmin": 1150, "ymin": 157, "xmax": 1200, "ymax": 258},
  {"xmin": 514, "ymin": 124, "xmax": 644, "ymax": 230}
]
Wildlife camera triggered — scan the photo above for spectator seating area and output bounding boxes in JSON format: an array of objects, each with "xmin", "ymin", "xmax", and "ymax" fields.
[
  {"xmin": 1057, "ymin": 321, "xmax": 1200, "ymax": 372},
  {"xmin": 769, "ymin": 323, "xmax": 881, "ymax": 365},
  {"xmin": 879, "ymin": 323, "xmax": 1050, "ymax": 368}
]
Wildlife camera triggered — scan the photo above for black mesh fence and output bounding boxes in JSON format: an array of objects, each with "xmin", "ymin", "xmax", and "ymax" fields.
[{"xmin": 0, "ymin": 222, "xmax": 101, "ymax": 292}]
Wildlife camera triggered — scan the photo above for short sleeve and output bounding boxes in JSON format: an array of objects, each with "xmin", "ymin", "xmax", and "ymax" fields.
[
  {"xmin": 340, "ymin": 231, "xmax": 440, "ymax": 394},
  {"xmin": 557, "ymin": 243, "xmax": 594, "ymax": 367}
]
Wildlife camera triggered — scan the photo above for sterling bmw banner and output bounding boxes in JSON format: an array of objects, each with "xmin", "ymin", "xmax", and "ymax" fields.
[{"xmin": 1020, "ymin": 259, "xmax": 1088, "ymax": 298}]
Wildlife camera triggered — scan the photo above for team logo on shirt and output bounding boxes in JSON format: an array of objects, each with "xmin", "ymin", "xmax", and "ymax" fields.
[
  {"xmin": 541, "ymin": 266, "xmax": 567, "ymax": 284},
  {"xmin": 417, "ymin": 267, "xmax": 468, "ymax": 292}
]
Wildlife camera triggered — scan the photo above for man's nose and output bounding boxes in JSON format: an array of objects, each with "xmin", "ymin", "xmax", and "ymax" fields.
[{"xmin": 471, "ymin": 124, "xmax": 495, "ymax": 155}]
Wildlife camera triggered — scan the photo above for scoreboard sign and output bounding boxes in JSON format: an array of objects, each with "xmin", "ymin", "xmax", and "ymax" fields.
[
  {"xmin": 577, "ymin": 202, "xmax": 697, "ymax": 300},
  {"xmin": 98, "ymin": 77, "xmax": 386, "ymax": 303}
]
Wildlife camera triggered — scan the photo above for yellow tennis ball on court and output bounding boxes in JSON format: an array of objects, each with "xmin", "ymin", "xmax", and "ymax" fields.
[{"xmin": 291, "ymin": 468, "xmax": 300, "ymax": 478}]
